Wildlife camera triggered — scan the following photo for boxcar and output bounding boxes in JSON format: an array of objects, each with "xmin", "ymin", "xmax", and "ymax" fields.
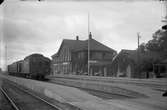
[
  {"xmin": 8, "ymin": 62, "xmax": 17, "ymax": 74},
  {"xmin": 8, "ymin": 53, "xmax": 51, "ymax": 80},
  {"xmin": 8, "ymin": 60, "xmax": 23, "ymax": 76},
  {"xmin": 22, "ymin": 54, "xmax": 51, "ymax": 79}
]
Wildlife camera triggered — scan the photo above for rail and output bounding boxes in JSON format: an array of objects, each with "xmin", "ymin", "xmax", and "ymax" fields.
[
  {"xmin": 7, "ymin": 82, "xmax": 63, "ymax": 110},
  {"xmin": 0, "ymin": 87, "xmax": 20, "ymax": 110}
]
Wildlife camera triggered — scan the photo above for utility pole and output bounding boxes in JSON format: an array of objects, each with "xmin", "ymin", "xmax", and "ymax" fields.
[
  {"xmin": 161, "ymin": 0, "xmax": 167, "ymax": 23},
  {"xmin": 5, "ymin": 41, "xmax": 7, "ymax": 72},
  {"xmin": 137, "ymin": 32, "xmax": 141, "ymax": 78},
  {"xmin": 88, "ymin": 13, "xmax": 90, "ymax": 76},
  {"xmin": 137, "ymin": 33, "xmax": 140, "ymax": 49}
]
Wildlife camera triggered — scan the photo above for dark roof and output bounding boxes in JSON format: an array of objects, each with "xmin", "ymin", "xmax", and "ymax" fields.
[
  {"xmin": 113, "ymin": 49, "xmax": 137, "ymax": 63},
  {"xmin": 24, "ymin": 53, "xmax": 43, "ymax": 60},
  {"xmin": 83, "ymin": 39, "xmax": 115, "ymax": 52},
  {"xmin": 52, "ymin": 38, "xmax": 116, "ymax": 58},
  {"xmin": 24, "ymin": 53, "xmax": 50, "ymax": 61},
  {"xmin": 63, "ymin": 39, "xmax": 86, "ymax": 51},
  {"xmin": 52, "ymin": 39, "xmax": 85, "ymax": 57}
]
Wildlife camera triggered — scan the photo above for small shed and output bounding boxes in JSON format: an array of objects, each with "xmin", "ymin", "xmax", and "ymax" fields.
[
  {"xmin": 153, "ymin": 59, "xmax": 167, "ymax": 78},
  {"xmin": 111, "ymin": 49, "xmax": 138, "ymax": 78}
]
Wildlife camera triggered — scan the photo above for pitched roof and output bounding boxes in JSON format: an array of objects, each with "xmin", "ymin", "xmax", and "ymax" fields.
[
  {"xmin": 51, "ymin": 39, "xmax": 86, "ymax": 58},
  {"xmin": 52, "ymin": 38, "xmax": 116, "ymax": 58},
  {"xmin": 63, "ymin": 39, "xmax": 86, "ymax": 51},
  {"xmin": 74, "ymin": 38, "xmax": 116, "ymax": 52},
  {"xmin": 121, "ymin": 49, "xmax": 137, "ymax": 60},
  {"xmin": 113, "ymin": 49, "xmax": 138, "ymax": 63}
]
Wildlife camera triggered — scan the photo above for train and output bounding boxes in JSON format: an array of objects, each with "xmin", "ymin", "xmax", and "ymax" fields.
[{"xmin": 8, "ymin": 54, "xmax": 51, "ymax": 80}]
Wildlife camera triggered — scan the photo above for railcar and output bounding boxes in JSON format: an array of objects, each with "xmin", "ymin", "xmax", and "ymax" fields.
[
  {"xmin": 22, "ymin": 54, "xmax": 51, "ymax": 79},
  {"xmin": 8, "ymin": 53, "xmax": 51, "ymax": 80},
  {"xmin": 8, "ymin": 62, "xmax": 18, "ymax": 74}
]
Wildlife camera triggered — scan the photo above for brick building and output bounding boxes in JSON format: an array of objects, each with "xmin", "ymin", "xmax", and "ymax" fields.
[{"xmin": 51, "ymin": 33, "xmax": 116, "ymax": 76}]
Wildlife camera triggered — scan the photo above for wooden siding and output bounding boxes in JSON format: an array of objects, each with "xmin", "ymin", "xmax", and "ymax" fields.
[
  {"xmin": 52, "ymin": 40, "xmax": 115, "ymax": 76},
  {"xmin": 52, "ymin": 45, "xmax": 72, "ymax": 75},
  {"xmin": 52, "ymin": 48, "xmax": 115, "ymax": 76}
]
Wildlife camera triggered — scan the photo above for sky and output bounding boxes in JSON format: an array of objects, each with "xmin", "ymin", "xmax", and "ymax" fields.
[{"xmin": 0, "ymin": 0, "xmax": 166, "ymax": 70}]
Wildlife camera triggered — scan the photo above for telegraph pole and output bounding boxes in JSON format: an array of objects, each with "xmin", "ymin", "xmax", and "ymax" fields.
[
  {"xmin": 5, "ymin": 44, "xmax": 7, "ymax": 71},
  {"xmin": 161, "ymin": 0, "xmax": 167, "ymax": 24},
  {"xmin": 137, "ymin": 32, "xmax": 141, "ymax": 78},
  {"xmin": 4, "ymin": 40, "xmax": 7, "ymax": 72},
  {"xmin": 137, "ymin": 33, "xmax": 140, "ymax": 49},
  {"xmin": 88, "ymin": 13, "xmax": 90, "ymax": 76}
]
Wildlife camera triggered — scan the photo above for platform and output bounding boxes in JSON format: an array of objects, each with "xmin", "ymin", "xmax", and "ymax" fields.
[{"xmin": 1, "ymin": 74, "xmax": 167, "ymax": 110}]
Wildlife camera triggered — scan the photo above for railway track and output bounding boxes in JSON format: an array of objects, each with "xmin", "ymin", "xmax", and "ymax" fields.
[
  {"xmin": 48, "ymin": 80, "xmax": 134, "ymax": 100},
  {"xmin": 2, "ymin": 82, "xmax": 63, "ymax": 110},
  {"xmin": 0, "ymin": 87, "xmax": 19, "ymax": 110}
]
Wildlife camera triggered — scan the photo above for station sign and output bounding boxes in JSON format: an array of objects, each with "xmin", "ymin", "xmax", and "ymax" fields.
[{"xmin": 88, "ymin": 60, "xmax": 98, "ymax": 63}]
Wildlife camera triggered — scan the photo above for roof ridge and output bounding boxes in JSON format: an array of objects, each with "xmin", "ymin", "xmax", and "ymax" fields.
[
  {"xmin": 89, "ymin": 38, "xmax": 116, "ymax": 52},
  {"xmin": 52, "ymin": 37, "xmax": 116, "ymax": 58},
  {"xmin": 63, "ymin": 38, "xmax": 85, "ymax": 42}
]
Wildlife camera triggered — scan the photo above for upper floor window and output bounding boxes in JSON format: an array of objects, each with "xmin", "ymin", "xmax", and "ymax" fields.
[
  {"xmin": 91, "ymin": 52, "xmax": 103, "ymax": 59},
  {"xmin": 78, "ymin": 52, "xmax": 85, "ymax": 59}
]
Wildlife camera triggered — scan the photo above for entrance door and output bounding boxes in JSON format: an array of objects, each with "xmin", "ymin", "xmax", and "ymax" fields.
[
  {"xmin": 104, "ymin": 67, "xmax": 107, "ymax": 77},
  {"xmin": 126, "ymin": 64, "xmax": 131, "ymax": 78}
]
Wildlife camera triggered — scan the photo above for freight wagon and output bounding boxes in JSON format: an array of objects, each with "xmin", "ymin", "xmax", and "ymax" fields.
[
  {"xmin": 8, "ymin": 60, "xmax": 24, "ymax": 77},
  {"xmin": 8, "ymin": 54, "xmax": 51, "ymax": 80}
]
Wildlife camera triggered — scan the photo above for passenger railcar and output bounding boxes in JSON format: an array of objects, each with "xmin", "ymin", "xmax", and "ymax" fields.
[{"xmin": 8, "ymin": 53, "xmax": 51, "ymax": 80}]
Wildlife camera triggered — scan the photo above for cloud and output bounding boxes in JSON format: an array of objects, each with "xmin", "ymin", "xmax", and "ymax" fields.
[{"xmin": 0, "ymin": 1, "xmax": 163, "ymax": 70}]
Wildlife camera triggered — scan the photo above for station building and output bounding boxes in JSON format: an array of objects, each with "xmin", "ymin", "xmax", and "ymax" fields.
[{"xmin": 51, "ymin": 33, "xmax": 116, "ymax": 76}]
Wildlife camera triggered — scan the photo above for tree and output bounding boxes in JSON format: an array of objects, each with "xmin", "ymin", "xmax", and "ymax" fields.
[
  {"xmin": 138, "ymin": 43, "xmax": 146, "ymax": 53},
  {"xmin": 138, "ymin": 26, "xmax": 167, "ymax": 77},
  {"xmin": 146, "ymin": 26, "xmax": 167, "ymax": 52}
]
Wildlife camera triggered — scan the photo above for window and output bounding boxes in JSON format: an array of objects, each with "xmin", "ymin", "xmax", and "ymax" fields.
[
  {"xmin": 102, "ymin": 53, "xmax": 106, "ymax": 59},
  {"xmin": 91, "ymin": 52, "xmax": 103, "ymax": 59},
  {"xmin": 78, "ymin": 52, "xmax": 85, "ymax": 59},
  {"xmin": 39, "ymin": 62, "xmax": 42, "ymax": 67}
]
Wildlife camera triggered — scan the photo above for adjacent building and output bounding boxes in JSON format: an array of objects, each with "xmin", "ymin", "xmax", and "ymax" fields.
[
  {"xmin": 111, "ymin": 48, "xmax": 167, "ymax": 78},
  {"xmin": 111, "ymin": 49, "xmax": 138, "ymax": 78},
  {"xmin": 51, "ymin": 33, "xmax": 116, "ymax": 76},
  {"xmin": 153, "ymin": 58, "xmax": 167, "ymax": 78}
]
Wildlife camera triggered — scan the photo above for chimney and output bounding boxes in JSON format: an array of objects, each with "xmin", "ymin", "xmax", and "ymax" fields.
[
  {"xmin": 76, "ymin": 36, "xmax": 79, "ymax": 40},
  {"xmin": 89, "ymin": 32, "xmax": 92, "ymax": 39}
]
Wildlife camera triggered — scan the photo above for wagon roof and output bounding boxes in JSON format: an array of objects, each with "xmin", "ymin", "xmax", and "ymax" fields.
[{"xmin": 24, "ymin": 53, "xmax": 50, "ymax": 61}]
